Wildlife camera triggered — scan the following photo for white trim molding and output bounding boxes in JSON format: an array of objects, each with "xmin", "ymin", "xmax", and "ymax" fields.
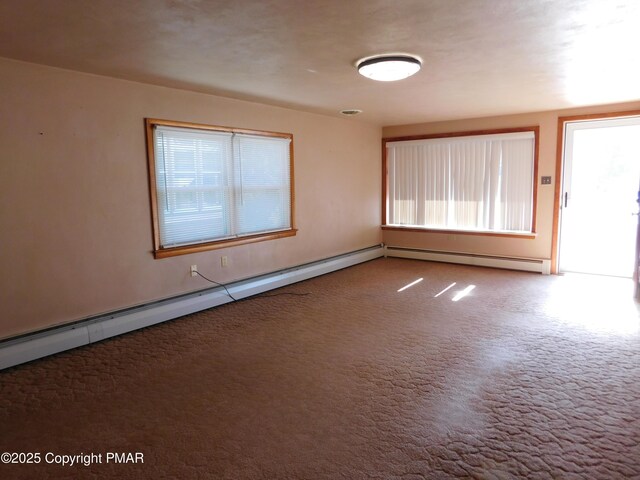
[
  {"xmin": 0, "ymin": 245, "xmax": 384, "ymax": 371},
  {"xmin": 385, "ymin": 246, "xmax": 551, "ymax": 275}
]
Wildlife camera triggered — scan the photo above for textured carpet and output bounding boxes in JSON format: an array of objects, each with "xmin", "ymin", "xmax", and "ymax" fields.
[{"xmin": 1, "ymin": 258, "xmax": 639, "ymax": 479}]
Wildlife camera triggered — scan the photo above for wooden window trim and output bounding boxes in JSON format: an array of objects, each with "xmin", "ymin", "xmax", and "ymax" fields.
[
  {"xmin": 381, "ymin": 126, "xmax": 540, "ymax": 237},
  {"xmin": 381, "ymin": 225, "xmax": 537, "ymax": 239},
  {"xmin": 145, "ymin": 118, "xmax": 296, "ymax": 259}
]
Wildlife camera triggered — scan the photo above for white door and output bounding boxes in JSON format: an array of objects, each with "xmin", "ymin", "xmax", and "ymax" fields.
[
  {"xmin": 635, "ymin": 182, "xmax": 640, "ymax": 299},
  {"xmin": 559, "ymin": 117, "xmax": 640, "ymax": 277}
]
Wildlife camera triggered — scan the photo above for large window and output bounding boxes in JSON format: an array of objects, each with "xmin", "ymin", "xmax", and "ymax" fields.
[
  {"xmin": 383, "ymin": 128, "xmax": 538, "ymax": 236},
  {"xmin": 146, "ymin": 119, "xmax": 295, "ymax": 258}
]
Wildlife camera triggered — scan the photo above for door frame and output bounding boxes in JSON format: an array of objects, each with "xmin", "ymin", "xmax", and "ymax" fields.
[{"xmin": 551, "ymin": 109, "xmax": 640, "ymax": 274}]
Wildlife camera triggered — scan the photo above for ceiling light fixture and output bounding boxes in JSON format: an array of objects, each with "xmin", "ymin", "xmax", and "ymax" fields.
[
  {"xmin": 356, "ymin": 54, "xmax": 422, "ymax": 82},
  {"xmin": 340, "ymin": 109, "xmax": 362, "ymax": 116}
]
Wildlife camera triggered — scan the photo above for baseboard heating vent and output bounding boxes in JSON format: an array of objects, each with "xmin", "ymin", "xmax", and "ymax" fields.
[
  {"xmin": 0, "ymin": 244, "xmax": 384, "ymax": 371},
  {"xmin": 385, "ymin": 246, "xmax": 551, "ymax": 275}
]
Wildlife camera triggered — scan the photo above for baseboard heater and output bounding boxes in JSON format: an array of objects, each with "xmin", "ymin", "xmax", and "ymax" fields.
[
  {"xmin": 385, "ymin": 246, "xmax": 551, "ymax": 275},
  {"xmin": 0, "ymin": 245, "xmax": 384, "ymax": 371}
]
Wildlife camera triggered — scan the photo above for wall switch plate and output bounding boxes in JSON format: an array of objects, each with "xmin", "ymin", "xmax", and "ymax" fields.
[
  {"xmin": 541, "ymin": 176, "xmax": 552, "ymax": 185},
  {"xmin": 221, "ymin": 256, "xmax": 228, "ymax": 268}
]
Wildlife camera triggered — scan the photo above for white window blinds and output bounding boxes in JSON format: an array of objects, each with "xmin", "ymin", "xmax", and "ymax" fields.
[
  {"xmin": 234, "ymin": 134, "xmax": 292, "ymax": 236},
  {"xmin": 386, "ymin": 131, "xmax": 535, "ymax": 233},
  {"xmin": 153, "ymin": 125, "xmax": 292, "ymax": 248}
]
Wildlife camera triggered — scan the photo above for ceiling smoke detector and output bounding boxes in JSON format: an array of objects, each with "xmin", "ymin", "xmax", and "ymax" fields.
[{"xmin": 356, "ymin": 54, "xmax": 422, "ymax": 82}]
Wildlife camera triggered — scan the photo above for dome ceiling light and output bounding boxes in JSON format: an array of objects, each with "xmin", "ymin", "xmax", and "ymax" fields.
[{"xmin": 356, "ymin": 54, "xmax": 422, "ymax": 82}]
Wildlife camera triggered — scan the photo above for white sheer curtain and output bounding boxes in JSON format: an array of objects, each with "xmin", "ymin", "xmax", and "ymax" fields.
[{"xmin": 386, "ymin": 131, "xmax": 534, "ymax": 233}]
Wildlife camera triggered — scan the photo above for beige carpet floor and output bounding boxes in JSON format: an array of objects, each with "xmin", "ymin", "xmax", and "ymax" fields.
[{"xmin": 1, "ymin": 258, "xmax": 639, "ymax": 479}]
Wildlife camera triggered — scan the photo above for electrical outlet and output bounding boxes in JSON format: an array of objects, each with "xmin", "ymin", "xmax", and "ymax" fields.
[
  {"xmin": 541, "ymin": 176, "xmax": 552, "ymax": 185},
  {"xmin": 190, "ymin": 265, "xmax": 198, "ymax": 277},
  {"xmin": 221, "ymin": 256, "xmax": 228, "ymax": 268}
]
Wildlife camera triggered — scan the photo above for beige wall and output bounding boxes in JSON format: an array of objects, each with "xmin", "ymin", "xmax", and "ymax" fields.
[
  {"xmin": 0, "ymin": 58, "xmax": 382, "ymax": 340},
  {"xmin": 382, "ymin": 101, "xmax": 640, "ymax": 261}
]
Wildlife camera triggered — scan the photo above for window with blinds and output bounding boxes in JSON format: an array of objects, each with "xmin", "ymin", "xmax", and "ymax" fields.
[
  {"xmin": 146, "ymin": 119, "xmax": 295, "ymax": 258},
  {"xmin": 384, "ymin": 128, "xmax": 538, "ymax": 234}
]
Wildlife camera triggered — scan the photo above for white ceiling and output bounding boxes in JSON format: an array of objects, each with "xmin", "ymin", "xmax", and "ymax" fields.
[{"xmin": 2, "ymin": 0, "xmax": 640, "ymax": 126}]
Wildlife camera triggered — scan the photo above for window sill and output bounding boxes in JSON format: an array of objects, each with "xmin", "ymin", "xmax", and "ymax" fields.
[
  {"xmin": 381, "ymin": 225, "xmax": 537, "ymax": 239},
  {"xmin": 154, "ymin": 229, "xmax": 298, "ymax": 259}
]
